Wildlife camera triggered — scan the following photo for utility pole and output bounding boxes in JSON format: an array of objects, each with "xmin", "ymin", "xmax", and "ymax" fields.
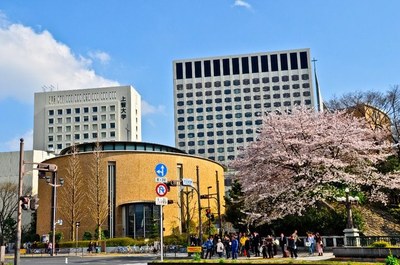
[
  {"xmin": 196, "ymin": 166, "xmax": 202, "ymax": 246},
  {"xmin": 216, "ymin": 171, "xmax": 222, "ymax": 237},
  {"xmin": 14, "ymin": 138, "xmax": 24, "ymax": 265}
]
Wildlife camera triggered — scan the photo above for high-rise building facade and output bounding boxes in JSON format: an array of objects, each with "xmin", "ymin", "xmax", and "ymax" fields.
[
  {"xmin": 33, "ymin": 85, "xmax": 141, "ymax": 154},
  {"xmin": 173, "ymin": 48, "xmax": 315, "ymax": 165}
]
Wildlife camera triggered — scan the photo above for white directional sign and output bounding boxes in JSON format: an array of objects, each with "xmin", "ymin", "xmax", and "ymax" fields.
[
  {"xmin": 155, "ymin": 197, "xmax": 168, "ymax": 205},
  {"xmin": 155, "ymin": 177, "xmax": 167, "ymax": 183},
  {"xmin": 182, "ymin": 178, "xmax": 193, "ymax": 186}
]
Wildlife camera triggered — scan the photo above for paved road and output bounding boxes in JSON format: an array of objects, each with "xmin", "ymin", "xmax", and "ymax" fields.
[
  {"xmin": 6, "ymin": 254, "xmax": 157, "ymax": 265},
  {"xmin": 6, "ymin": 252, "xmax": 334, "ymax": 264}
]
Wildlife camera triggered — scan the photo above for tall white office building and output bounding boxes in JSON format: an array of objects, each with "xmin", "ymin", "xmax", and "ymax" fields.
[
  {"xmin": 34, "ymin": 85, "xmax": 141, "ymax": 154},
  {"xmin": 173, "ymin": 48, "xmax": 315, "ymax": 165}
]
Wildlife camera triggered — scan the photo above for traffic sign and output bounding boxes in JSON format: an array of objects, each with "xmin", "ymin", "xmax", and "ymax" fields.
[
  {"xmin": 155, "ymin": 197, "xmax": 168, "ymax": 205},
  {"xmin": 155, "ymin": 183, "xmax": 168, "ymax": 197},
  {"xmin": 182, "ymin": 178, "xmax": 193, "ymax": 186},
  {"xmin": 155, "ymin": 164, "xmax": 168, "ymax": 177},
  {"xmin": 155, "ymin": 177, "xmax": 167, "ymax": 183}
]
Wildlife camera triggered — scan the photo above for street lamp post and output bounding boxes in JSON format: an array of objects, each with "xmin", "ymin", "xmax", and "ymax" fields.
[
  {"xmin": 75, "ymin": 222, "xmax": 80, "ymax": 254},
  {"xmin": 45, "ymin": 172, "xmax": 64, "ymax": 256},
  {"xmin": 207, "ymin": 186, "xmax": 212, "ymax": 236},
  {"xmin": 338, "ymin": 188, "xmax": 360, "ymax": 246}
]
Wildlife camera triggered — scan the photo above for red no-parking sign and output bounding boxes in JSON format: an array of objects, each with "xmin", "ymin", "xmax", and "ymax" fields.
[{"xmin": 155, "ymin": 183, "xmax": 168, "ymax": 197}]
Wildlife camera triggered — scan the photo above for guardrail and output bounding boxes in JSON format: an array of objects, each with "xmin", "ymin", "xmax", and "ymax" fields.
[{"xmin": 346, "ymin": 236, "xmax": 400, "ymax": 247}]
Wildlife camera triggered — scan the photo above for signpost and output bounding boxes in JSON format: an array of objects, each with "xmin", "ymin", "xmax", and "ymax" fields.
[
  {"xmin": 154, "ymin": 163, "xmax": 168, "ymax": 262},
  {"xmin": 182, "ymin": 178, "xmax": 193, "ymax": 186}
]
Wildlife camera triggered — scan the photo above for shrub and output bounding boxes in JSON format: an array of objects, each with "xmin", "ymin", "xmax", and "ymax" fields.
[
  {"xmin": 370, "ymin": 241, "xmax": 391, "ymax": 248},
  {"xmin": 386, "ymin": 251, "xmax": 399, "ymax": 265},
  {"xmin": 82, "ymin": 231, "xmax": 92, "ymax": 240}
]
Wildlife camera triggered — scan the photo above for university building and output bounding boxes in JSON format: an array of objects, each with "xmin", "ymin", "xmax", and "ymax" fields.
[
  {"xmin": 173, "ymin": 48, "xmax": 315, "ymax": 165},
  {"xmin": 33, "ymin": 86, "xmax": 141, "ymax": 154}
]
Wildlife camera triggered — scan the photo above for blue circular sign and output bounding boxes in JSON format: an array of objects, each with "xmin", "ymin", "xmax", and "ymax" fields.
[{"xmin": 155, "ymin": 163, "xmax": 167, "ymax": 177}]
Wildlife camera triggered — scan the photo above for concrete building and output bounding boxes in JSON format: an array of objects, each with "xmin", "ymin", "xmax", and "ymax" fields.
[
  {"xmin": 0, "ymin": 150, "xmax": 54, "ymax": 226},
  {"xmin": 173, "ymin": 48, "xmax": 315, "ymax": 165},
  {"xmin": 36, "ymin": 141, "xmax": 224, "ymax": 240},
  {"xmin": 33, "ymin": 86, "xmax": 141, "ymax": 154}
]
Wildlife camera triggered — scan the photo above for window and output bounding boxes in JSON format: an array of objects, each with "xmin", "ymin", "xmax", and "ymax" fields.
[
  {"xmin": 261, "ymin": 55, "xmax": 268, "ymax": 72},
  {"xmin": 263, "ymin": 86, "xmax": 270, "ymax": 92},
  {"xmin": 262, "ymin": 77, "xmax": 269, "ymax": 83},
  {"xmin": 92, "ymin": 115, "xmax": 98, "ymax": 121},
  {"xmin": 83, "ymin": 116, "xmax": 89, "ymax": 122},
  {"xmin": 272, "ymin": 76, "xmax": 279, "ymax": 82},
  {"xmin": 290, "ymin": 52, "xmax": 298, "ymax": 69},
  {"xmin": 213, "ymin": 60, "xmax": 221, "ymax": 76},
  {"xmin": 110, "ymin": 122, "xmax": 115, "ymax": 128},
  {"xmin": 185, "ymin": 62, "xmax": 192, "ymax": 78},
  {"xmin": 233, "ymin": 80, "xmax": 240, "ymax": 86},
  {"xmin": 303, "ymin": 83, "xmax": 310, "ymax": 88},
  {"xmin": 280, "ymin": 53, "xmax": 288, "ymax": 70},
  {"xmin": 49, "ymin": 118, "xmax": 54, "ymax": 124},
  {"xmin": 214, "ymin": 81, "xmax": 221, "ymax": 87},
  {"xmin": 84, "ymin": 133, "xmax": 89, "ymax": 139},
  {"xmin": 101, "ymin": 106, "xmax": 107, "ymax": 112},
  {"xmin": 176, "ymin": 63, "xmax": 183, "ymax": 79},
  {"xmin": 204, "ymin": 60, "xmax": 211, "ymax": 77},
  {"xmin": 251, "ymin": 56, "xmax": 259, "ymax": 73},
  {"xmin": 92, "ymin": 107, "xmax": 98, "ymax": 112},
  {"xmin": 223, "ymin": 58, "xmax": 230, "ymax": 75},
  {"xmin": 196, "ymin": 83, "xmax": 202, "ymax": 89},
  {"xmin": 271, "ymin": 54, "xmax": 278, "ymax": 71},
  {"xmin": 194, "ymin": 61, "xmax": 202, "ymax": 78},
  {"xmin": 232, "ymin": 58, "xmax": 239, "ymax": 75},
  {"xmin": 242, "ymin": 57, "xmax": 249, "ymax": 74},
  {"xmin": 75, "ymin": 134, "xmax": 80, "ymax": 140},
  {"xmin": 48, "ymin": 136, "xmax": 53, "ymax": 142},
  {"xmin": 66, "ymin": 108, "xmax": 71, "ymax": 114},
  {"xmin": 292, "ymin": 75, "xmax": 299, "ymax": 81},
  {"xmin": 75, "ymin": 108, "xmax": 80, "ymax": 114},
  {"xmin": 205, "ymin": 82, "xmax": 212, "ymax": 88},
  {"xmin": 282, "ymin": 75, "xmax": 289, "ymax": 82},
  {"xmin": 75, "ymin": 117, "xmax": 80, "ymax": 122},
  {"xmin": 57, "ymin": 109, "xmax": 63, "ymax": 115},
  {"xmin": 110, "ymin": 105, "xmax": 115, "ymax": 111},
  {"xmin": 49, "ymin": 110, "xmax": 54, "ymax": 116},
  {"xmin": 186, "ymin": 83, "xmax": 193, "ymax": 89},
  {"xmin": 300, "ymin": 51, "xmax": 308, "ymax": 69},
  {"xmin": 252, "ymin": 78, "xmax": 259, "ymax": 84}
]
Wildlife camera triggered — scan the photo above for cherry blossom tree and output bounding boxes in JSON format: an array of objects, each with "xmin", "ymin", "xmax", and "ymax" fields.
[{"xmin": 230, "ymin": 107, "xmax": 400, "ymax": 224}]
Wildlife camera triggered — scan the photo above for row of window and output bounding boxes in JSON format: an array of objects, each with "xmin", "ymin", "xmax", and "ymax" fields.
[
  {"xmin": 178, "ymin": 128, "xmax": 256, "ymax": 137},
  {"xmin": 177, "ymin": 99, "xmax": 312, "ymax": 111},
  {"xmin": 175, "ymin": 51, "xmax": 309, "ymax": 79},
  {"xmin": 48, "ymin": 122, "xmax": 115, "ymax": 134},
  {"xmin": 176, "ymin": 74, "xmax": 309, "ymax": 90},
  {"xmin": 193, "ymin": 154, "xmax": 234, "ymax": 162},
  {"xmin": 48, "ymin": 105, "xmax": 116, "ymax": 116},
  {"xmin": 49, "ymin": 115, "xmax": 116, "ymax": 124},
  {"xmin": 48, "ymin": 131, "xmax": 116, "ymax": 142},
  {"xmin": 181, "ymin": 137, "xmax": 252, "ymax": 148},
  {"xmin": 177, "ymin": 90, "xmax": 311, "ymax": 99}
]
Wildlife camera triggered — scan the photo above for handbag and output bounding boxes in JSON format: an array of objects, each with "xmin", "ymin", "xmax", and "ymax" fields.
[{"xmin": 305, "ymin": 242, "xmax": 311, "ymax": 247}]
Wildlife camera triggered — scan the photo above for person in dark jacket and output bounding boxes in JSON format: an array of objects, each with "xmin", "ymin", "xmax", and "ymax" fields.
[
  {"xmin": 287, "ymin": 235, "xmax": 298, "ymax": 258},
  {"xmin": 203, "ymin": 236, "xmax": 214, "ymax": 259},
  {"xmin": 279, "ymin": 233, "xmax": 288, "ymax": 257}
]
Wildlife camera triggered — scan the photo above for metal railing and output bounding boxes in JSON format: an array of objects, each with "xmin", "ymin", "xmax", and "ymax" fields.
[{"xmin": 346, "ymin": 236, "xmax": 400, "ymax": 247}]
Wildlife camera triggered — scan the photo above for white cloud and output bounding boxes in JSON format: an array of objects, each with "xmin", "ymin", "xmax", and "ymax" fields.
[
  {"xmin": 0, "ymin": 14, "xmax": 119, "ymax": 103},
  {"xmin": 141, "ymin": 100, "xmax": 166, "ymax": 116},
  {"xmin": 5, "ymin": 130, "xmax": 33, "ymax": 151},
  {"xmin": 233, "ymin": 0, "xmax": 252, "ymax": 9},
  {"xmin": 88, "ymin": 50, "xmax": 111, "ymax": 65}
]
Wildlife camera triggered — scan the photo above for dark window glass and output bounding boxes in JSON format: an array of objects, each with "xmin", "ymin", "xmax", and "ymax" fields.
[
  {"xmin": 282, "ymin": 75, "xmax": 289, "ymax": 82},
  {"xmin": 225, "ymin": 114, "xmax": 233, "ymax": 119},
  {"xmin": 302, "ymin": 74, "xmax": 309, "ymax": 80},
  {"xmin": 204, "ymin": 61, "xmax": 211, "ymax": 77},
  {"xmin": 305, "ymin": 99, "xmax": 312, "ymax": 105},
  {"xmin": 271, "ymin": 54, "xmax": 278, "ymax": 71},
  {"xmin": 282, "ymin": 85, "xmax": 290, "ymax": 90},
  {"xmin": 300, "ymin": 51, "xmax": 308, "ymax": 69},
  {"xmin": 217, "ymin": 139, "xmax": 224, "ymax": 144},
  {"xmin": 185, "ymin": 62, "xmax": 192, "ymax": 78},
  {"xmin": 236, "ymin": 121, "xmax": 243, "ymax": 126},
  {"xmin": 197, "ymin": 124, "xmax": 204, "ymax": 129},
  {"xmin": 272, "ymin": 76, "xmax": 279, "ymax": 82},
  {"xmin": 255, "ymin": 120, "xmax": 262, "ymax": 125},
  {"xmin": 206, "ymin": 107, "xmax": 213, "ymax": 112},
  {"xmin": 290, "ymin": 53, "xmax": 298, "ymax": 69},
  {"xmin": 217, "ymin": 131, "xmax": 224, "ymax": 136},
  {"xmin": 207, "ymin": 132, "xmax": 214, "ymax": 137},
  {"xmin": 284, "ymin": 101, "xmax": 291, "ymax": 106},
  {"xmin": 225, "ymin": 106, "xmax": 232, "ymax": 111},
  {"xmin": 244, "ymin": 88, "xmax": 250, "ymax": 93},
  {"xmin": 292, "ymin": 84, "xmax": 300, "ymax": 89},
  {"xmin": 274, "ymin": 102, "xmax": 281, "ymax": 107},
  {"xmin": 215, "ymin": 106, "xmax": 222, "ymax": 111},
  {"xmin": 262, "ymin": 77, "xmax": 269, "ymax": 83},
  {"xmin": 215, "ymin": 90, "xmax": 221, "ymax": 95},
  {"xmin": 264, "ymin": 102, "xmax": 271, "ymax": 108},
  {"xmin": 302, "ymin": 83, "xmax": 310, "ymax": 88},
  {"xmin": 187, "ymin": 117, "xmax": 194, "ymax": 121},
  {"xmin": 198, "ymin": 132, "xmax": 204, "ymax": 137},
  {"xmin": 261, "ymin": 55, "xmax": 268, "ymax": 72},
  {"xmin": 232, "ymin": 58, "xmax": 239, "ymax": 75},
  {"xmin": 280, "ymin": 53, "xmax": 288, "ymax": 70},
  {"xmin": 223, "ymin": 59, "xmax": 230, "ymax": 75},
  {"xmin": 215, "ymin": 98, "xmax": 222, "ymax": 103},
  {"xmin": 224, "ymin": 80, "xmax": 231, "ymax": 86},
  {"xmin": 213, "ymin": 60, "xmax": 221, "ymax": 76},
  {"xmin": 178, "ymin": 117, "xmax": 184, "ymax": 122},
  {"xmin": 194, "ymin": 61, "xmax": 202, "ymax": 78},
  {"xmin": 224, "ymin": 89, "xmax": 231, "ymax": 95},
  {"xmin": 225, "ymin": 98, "xmax": 232, "ymax": 102},
  {"xmin": 292, "ymin": 75, "xmax": 299, "ymax": 81},
  {"xmin": 196, "ymin": 100, "xmax": 203, "ymax": 104},
  {"xmin": 226, "ymin": 122, "xmax": 233, "ymax": 127},
  {"xmin": 233, "ymin": 80, "xmax": 240, "ymax": 86},
  {"xmin": 66, "ymin": 108, "xmax": 71, "ymax": 114},
  {"xmin": 227, "ymin": 139, "xmax": 234, "ymax": 144},
  {"xmin": 75, "ymin": 108, "xmax": 80, "ymax": 114},
  {"xmin": 196, "ymin": 91, "xmax": 202, "ymax": 97},
  {"xmin": 251, "ymin": 56, "xmax": 259, "ymax": 73},
  {"xmin": 178, "ymin": 125, "xmax": 184, "ymax": 130},
  {"xmin": 176, "ymin": 63, "xmax": 183, "ymax": 79},
  {"xmin": 241, "ymin": 57, "xmax": 249, "ymax": 74},
  {"xmin": 196, "ymin": 108, "xmax": 203, "ymax": 113},
  {"xmin": 303, "ymin": 91, "xmax": 311, "ymax": 96},
  {"xmin": 49, "ymin": 110, "xmax": 54, "ymax": 115},
  {"xmin": 246, "ymin": 128, "xmax": 253, "ymax": 134}
]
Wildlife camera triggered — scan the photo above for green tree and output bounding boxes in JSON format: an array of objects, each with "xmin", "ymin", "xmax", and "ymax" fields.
[{"xmin": 224, "ymin": 180, "xmax": 246, "ymax": 232}]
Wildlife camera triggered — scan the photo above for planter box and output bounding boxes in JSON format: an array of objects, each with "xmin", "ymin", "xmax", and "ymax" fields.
[{"xmin": 333, "ymin": 247, "xmax": 400, "ymax": 258}]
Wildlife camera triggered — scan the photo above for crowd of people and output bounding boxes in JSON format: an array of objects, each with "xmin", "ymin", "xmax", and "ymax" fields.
[{"xmin": 197, "ymin": 230, "xmax": 324, "ymax": 259}]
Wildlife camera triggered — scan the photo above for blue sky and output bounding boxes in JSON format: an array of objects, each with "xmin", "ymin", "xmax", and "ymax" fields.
[{"xmin": 0, "ymin": 0, "xmax": 399, "ymax": 151}]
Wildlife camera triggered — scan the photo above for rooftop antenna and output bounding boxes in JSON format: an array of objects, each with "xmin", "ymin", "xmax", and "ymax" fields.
[{"xmin": 312, "ymin": 58, "xmax": 324, "ymax": 112}]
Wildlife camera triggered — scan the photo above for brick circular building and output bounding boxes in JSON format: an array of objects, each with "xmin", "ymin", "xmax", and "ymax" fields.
[{"xmin": 36, "ymin": 141, "xmax": 225, "ymax": 240}]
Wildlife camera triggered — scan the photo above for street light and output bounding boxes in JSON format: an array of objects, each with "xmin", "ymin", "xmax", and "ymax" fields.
[
  {"xmin": 337, "ymin": 187, "xmax": 360, "ymax": 246},
  {"xmin": 207, "ymin": 186, "xmax": 212, "ymax": 235},
  {"xmin": 45, "ymin": 172, "xmax": 64, "ymax": 256},
  {"xmin": 76, "ymin": 222, "xmax": 80, "ymax": 254}
]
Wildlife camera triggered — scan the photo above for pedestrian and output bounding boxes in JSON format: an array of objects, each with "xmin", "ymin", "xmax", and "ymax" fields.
[
  {"xmin": 203, "ymin": 236, "xmax": 213, "ymax": 259},
  {"xmin": 315, "ymin": 232, "xmax": 323, "ymax": 256},
  {"xmin": 216, "ymin": 239, "xmax": 224, "ymax": 258},
  {"xmin": 279, "ymin": 233, "xmax": 288, "ymax": 257},
  {"xmin": 252, "ymin": 232, "xmax": 261, "ymax": 257},
  {"xmin": 266, "ymin": 235, "xmax": 274, "ymax": 258},
  {"xmin": 244, "ymin": 235, "xmax": 251, "ymax": 258},
  {"xmin": 307, "ymin": 232, "xmax": 315, "ymax": 256},
  {"xmin": 287, "ymin": 235, "xmax": 298, "ymax": 258},
  {"xmin": 231, "ymin": 235, "xmax": 239, "ymax": 259},
  {"xmin": 223, "ymin": 234, "xmax": 231, "ymax": 258},
  {"xmin": 47, "ymin": 241, "xmax": 53, "ymax": 255},
  {"xmin": 87, "ymin": 241, "xmax": 94, "ymax": 254}
]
